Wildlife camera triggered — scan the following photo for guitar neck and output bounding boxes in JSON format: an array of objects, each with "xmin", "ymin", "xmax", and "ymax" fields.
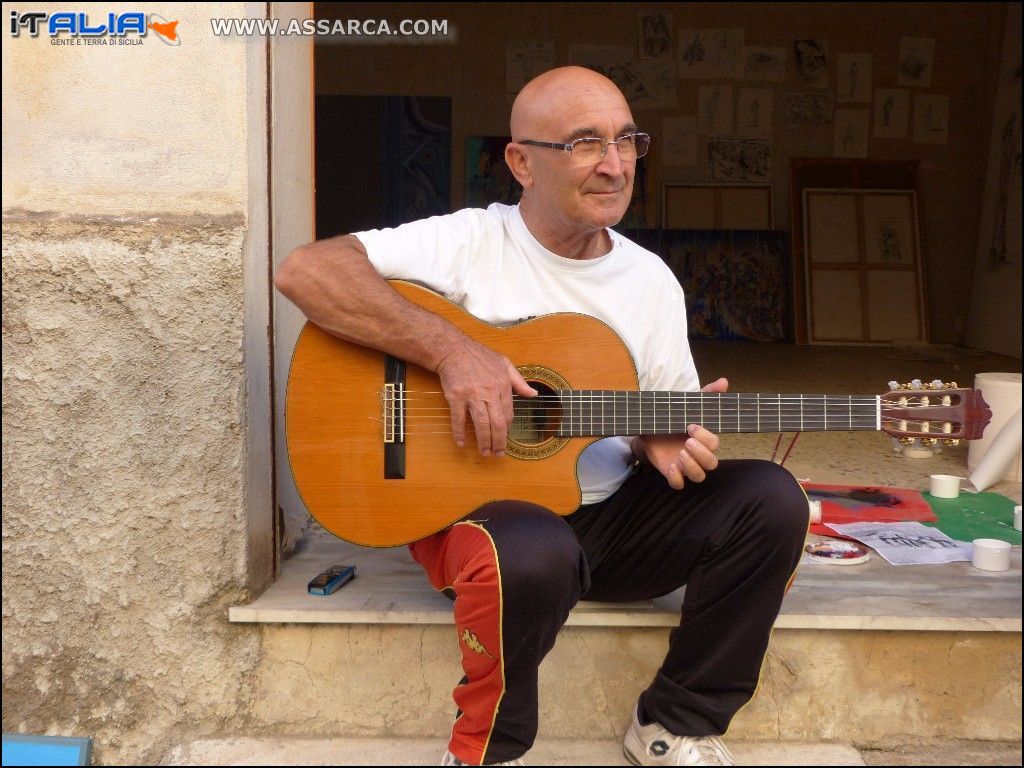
[{"xmin": 545, "ymin": 391, "xmax": 881, "ymax": 436}]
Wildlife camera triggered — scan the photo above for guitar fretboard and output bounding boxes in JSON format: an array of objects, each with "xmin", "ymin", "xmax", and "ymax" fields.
[{"xmin": 536, "ymin": 391, "xmax": 881, "ymax": 437}]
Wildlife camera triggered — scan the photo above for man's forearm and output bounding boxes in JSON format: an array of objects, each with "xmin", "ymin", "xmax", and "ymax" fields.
[{"xmin": 274, "ymin": 235, "xmax": 464, "ymax": 373}]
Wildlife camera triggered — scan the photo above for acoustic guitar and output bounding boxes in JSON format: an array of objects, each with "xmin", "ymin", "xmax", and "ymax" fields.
[{"xmin": 285, "ymin": 281, "xmax": 992, "ymax": 547}]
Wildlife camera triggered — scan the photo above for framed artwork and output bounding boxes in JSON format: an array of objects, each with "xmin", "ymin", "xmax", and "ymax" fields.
[
  {"xmin": 624, "ymin": 228, "xmax": 790, "ymax": 341},
  {"xmin": 663, "ymin": 182, "xmax": 772, "ymax": 229},
  {"xmin": 802, "ymin": 188, "xmax": 926, "ymax": 344},
  {"xmin": 465, "ymin": 136, "xmax": 521, "ymax": 209}
]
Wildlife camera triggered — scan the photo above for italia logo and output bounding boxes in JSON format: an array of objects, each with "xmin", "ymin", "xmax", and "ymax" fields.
[{"xmin": 9, "ymin": 11, "xmax": 180, "ymax": 46}]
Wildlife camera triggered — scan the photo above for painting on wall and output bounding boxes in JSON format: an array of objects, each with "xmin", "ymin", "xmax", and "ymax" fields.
[
  {"xmin": 624, "ymin": 229, "xmax": 789, "ymax": 340},
  {"xmin": 465, "ymin": 136, "xmax": 521, "ymax": 209}
]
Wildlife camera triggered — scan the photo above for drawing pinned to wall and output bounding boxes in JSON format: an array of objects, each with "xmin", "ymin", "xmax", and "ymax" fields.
[
  {"xmin": 836, "ymin": 53, "xmax": 872, "ymax": 102},
  {"xmin": 783, "ymin": 91, "xmax": 834, "ymax": 126},
  {"xmin": 698, "ymin": 84, "xmax": 734, "ymax": 135},
  {"xmin": 912, "ymin": 94, "xmax": 949, "ymax": 144},
  {"xmin": 988, "ymin": 71, "xmax": 1022, "ymax": 268},
  {"xmin": 741, "ymin": 46, "xmax": 786, "ymax": 81},
  {"xmin": 570, "ymin": 44, "xmax": 677, "ymax": 108},
  {"xmin": 873, "ymin": 88, "xmax": 910, "ymax": 138},
  {"xmin": 736, "ymin": 88, "xmax": 773, "ymax": 138},
  {"xmin": 833, "ymin": 109, "xmax": 870, "ymax": 157},
  {"xmin": 506, "ymin": 41, "xmax": 555, "ymax": 98},
  {"xmin": 677, "ymin": 28, "xmax": 744, "ymax": 79},
  {"xmin": 639, "ymin": 12, "xmax": 672, "ymax": 60},
  {"xmin": 707, "ymin": 137, "xmax": 771, "ymax": 180},
  {"xmin": 898, "ymin": 37, "xmax": 936, "ymax": 88},
  {"xmin": 794, "ymin": 39, "xmax": 829, "ymax": 88},
  {"xmin": 662, "ymin": 116, "xmax": 698, "ymax": 166},
  {"xmin": 465, "ymin": 136, "xmax": 520, "ymax": 209}
]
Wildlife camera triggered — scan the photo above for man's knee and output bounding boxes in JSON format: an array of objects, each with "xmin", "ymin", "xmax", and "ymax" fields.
[
  {"xmin": 473, "ymin": 503, "xmax": 588, "ymax": 605},
  {"xmin": 734, "ymin": 460, "xmax": 809, "ymax": 541}
]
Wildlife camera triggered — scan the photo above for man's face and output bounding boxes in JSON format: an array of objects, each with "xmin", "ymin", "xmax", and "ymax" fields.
[{"xmin": 526, "ymin": 88, "xmax": 637, "ymax": 234}]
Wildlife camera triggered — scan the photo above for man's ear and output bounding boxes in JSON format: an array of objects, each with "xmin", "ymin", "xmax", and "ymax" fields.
[{"xmin": 505, "ymin": 142, "xmax": 534, "ymax": 189}]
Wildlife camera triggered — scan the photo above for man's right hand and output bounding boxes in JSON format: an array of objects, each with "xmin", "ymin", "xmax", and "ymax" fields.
[{"xmin": 435, "ymin": 337, "xmax": 538, "ymax": 457}]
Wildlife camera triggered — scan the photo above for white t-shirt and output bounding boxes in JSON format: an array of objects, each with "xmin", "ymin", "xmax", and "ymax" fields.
[{"xmin": 354, "ymin": 203, "xmax": 700, "ymax": 504}]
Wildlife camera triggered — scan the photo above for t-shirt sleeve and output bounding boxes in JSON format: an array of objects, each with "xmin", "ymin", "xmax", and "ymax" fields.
[
  {"xmin": 641, "ymin": 276, "xmax": 701, "ymax": 392},
  {"xmin": 352, "ymin": 208, "xmax": 493, "ymax": 305}
]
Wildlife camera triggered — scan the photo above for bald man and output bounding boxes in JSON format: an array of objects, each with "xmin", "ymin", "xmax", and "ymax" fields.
[{"xmin": 276, "ymin": 67, "xmax": 807, "ymax": 766}]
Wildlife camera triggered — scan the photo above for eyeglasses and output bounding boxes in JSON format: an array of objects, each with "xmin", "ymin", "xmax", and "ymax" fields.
[{"xmin": 517, "ymin": 132, "xmax": 651, "ymax": 164}]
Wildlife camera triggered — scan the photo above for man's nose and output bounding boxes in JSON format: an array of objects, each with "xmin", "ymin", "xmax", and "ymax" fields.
[{"xmin": 595, "ymin": 142, "xmax": 626, "ymax": 176}]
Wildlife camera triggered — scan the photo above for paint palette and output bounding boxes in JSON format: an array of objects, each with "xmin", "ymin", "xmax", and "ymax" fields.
[{"xmin": 804, "ymin": 540, "xmax": 872, "ymax": 565}]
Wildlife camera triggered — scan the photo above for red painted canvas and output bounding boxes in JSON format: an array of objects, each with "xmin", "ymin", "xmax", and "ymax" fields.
[{"xmin": 802, "ymin": 483, "xmax": 937, "ymax": 538}]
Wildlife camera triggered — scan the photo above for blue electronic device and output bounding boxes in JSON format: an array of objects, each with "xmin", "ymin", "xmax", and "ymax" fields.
[{"xmin": 307, "ymin": 564, "xmax": 356, "ymax": 595}]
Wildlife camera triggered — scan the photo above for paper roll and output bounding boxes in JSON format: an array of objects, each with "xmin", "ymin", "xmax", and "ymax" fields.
[
  {"xmin": 969, "ymin": 407, "xmax": 1022, "ymax": 491},
  {"xmin": 967, "ymin": 372, "xmax": 1022, "ymax": 482}
]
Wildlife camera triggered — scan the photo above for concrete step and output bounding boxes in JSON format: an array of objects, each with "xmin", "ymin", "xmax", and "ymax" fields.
[
  {"xmin": 227, "ymin": 535, "xmax": 1022, "ymax": 745},
  {"xmin": 163, "ymin": 736, "xmax": 867, "ymax": 765}
]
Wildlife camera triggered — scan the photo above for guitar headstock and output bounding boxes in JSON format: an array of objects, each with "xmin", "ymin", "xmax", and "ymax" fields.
[{"xmin": 880, "ymin": 379, "xmax": 992, "ymax": 444}]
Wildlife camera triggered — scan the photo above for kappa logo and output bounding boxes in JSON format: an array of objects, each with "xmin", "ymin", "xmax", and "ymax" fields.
[{"xmin": 460, "ymin": 628, "xmax": 495, "ymax": 660}]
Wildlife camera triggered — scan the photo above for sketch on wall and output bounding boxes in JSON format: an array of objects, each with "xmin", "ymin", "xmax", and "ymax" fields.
[
  {"xmin": 698, "ymin": 84, "xmax": 734, "ymax": 135},
  {"xmin": 707, "ymin": 137, "xmax": 771, "ymax": 180},
  {"xmin": 988, "ymin": 72, "xmax": 1022, "ymax": 267},
  {"xmin": 912, "ymin": 94, "xmax": 949, "ymax": 144},
  {"xmin": 794, "ymin": 39, "xmax": 828, "ymax": 87},
  {"xmin": 678, "ymin": 28, "xmax": 744, "ymax": 78},
  {"xmin": 662, "ymin": 116, "xmax": 698, "ymax": 166},
  {"xmin": 873, "ymin": 89, "xmax": 910, "ymax": 138},
  {"xmin": 506, "ymin": 41, "xmax": 555, "ymax": 97},
  {"xmin": 639, "ymin": 12, "xmax": 672, "ymax": 59},
  {"xmin": 783, "ymin": 91, "xmax": 834, "ymax": 126},
  {"xmin": 503, "ymin": 41, "xmax": 552, "ymax": 97},
  {"xmin": 741, "ymin": 46, "xmax": 786, "ymax": 81},
  {"xmin": 836, "ymin": 53, "xmax": 872, "ymax": 102},
  {"xmin": 833, "ymin": 109, "xmax": 870, "ymax": 157},
  {"xmin": 569, "ymin": 45, "xmax": 677, "ymax": 109},
  {"xmin": 898, "ymin": 37, "xmax": 936, "ymax": 88},
  {"xmin": 736, "ymin": 88, "xmax": 773, "ymax": 138}
]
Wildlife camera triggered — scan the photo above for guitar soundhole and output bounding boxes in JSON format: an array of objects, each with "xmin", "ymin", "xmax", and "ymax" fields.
[
  {"xmin": 506, "ymin": 368, "xmax": 571, "ymax": 461},
  {"xmin": 510, "ymin": 382, "xmax": 562, "ymax": 445}
]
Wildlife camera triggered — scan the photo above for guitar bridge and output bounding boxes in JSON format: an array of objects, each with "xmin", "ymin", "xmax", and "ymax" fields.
[{"xmin": 383, "ymin": 356, "xmax": 406, "ymax": 478}]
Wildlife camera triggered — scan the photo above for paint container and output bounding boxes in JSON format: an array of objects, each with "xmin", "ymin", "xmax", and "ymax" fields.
[
  {"xmin": 929, "ymin": 474, "xmax": 961, "ymax": 498},
  {"xmin": 971, "ymin": 539, "xmax": 1011, "ymax": 572},
  {"xmin": 808, "ymin": 499, "xmax": 822, "ymax": 523},
  {"xmin": 1014, "ymin": 506, "xmax": 1022, "ymax": 532}
]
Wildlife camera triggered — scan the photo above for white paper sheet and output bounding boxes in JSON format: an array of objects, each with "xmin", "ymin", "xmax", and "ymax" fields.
[{"xmin": 824, "ymin": 522, "xmax": 973, "ymax": 565}]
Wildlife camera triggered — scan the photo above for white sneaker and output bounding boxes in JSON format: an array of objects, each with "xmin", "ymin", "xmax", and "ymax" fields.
[
  {"xmin": 441, "ymin": 749, "xmax": 525, "ymax": 766},
  {"xmin": 623, "ymin": 705, "xmax": 735, "ymax": 766}
]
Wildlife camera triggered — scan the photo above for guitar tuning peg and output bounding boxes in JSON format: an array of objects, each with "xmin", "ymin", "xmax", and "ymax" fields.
[
  {"xmin": 921, "ymin": 437, "xmax": 938, "ymax": 447},
  {"xmin": 888, "ymin": 380, "xmax": 900, "ymax": 391},
  {"xmin": 942, "ymin": 439, "xmax": 960, "ymax": 447},
  {"xmin": 930, "ymin": 379, "xmax": 944, "ymax": 389},
  {"xmin": 898, "ymin": 436, "xmax": 915, "ymax": 445},
  {"xmin": 910, "ymin": 378, "xmax": 923, "ymax": 389},
  {"xmin": 949, "ymin": 381, "xmax": 958, "ymax": 389}
]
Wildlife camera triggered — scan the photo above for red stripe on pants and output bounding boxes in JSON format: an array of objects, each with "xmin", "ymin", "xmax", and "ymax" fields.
[{"xmin": 410, "ymin": 522, "xmax": 504, "ymax": 765}]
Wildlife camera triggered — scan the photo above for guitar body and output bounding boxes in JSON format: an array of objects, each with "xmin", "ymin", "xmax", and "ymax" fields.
[{"xmin": 285, "ymin": 281, "xmax": 638, "ymax": 547}]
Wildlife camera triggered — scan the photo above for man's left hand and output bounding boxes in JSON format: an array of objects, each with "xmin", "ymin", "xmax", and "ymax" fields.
[{"xmin": 633, "ymin": 377, "xmax": 728, "ymax": 490}]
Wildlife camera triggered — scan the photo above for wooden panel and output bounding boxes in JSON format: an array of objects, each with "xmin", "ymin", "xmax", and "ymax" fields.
[
  {"xmin": 720, "ymin": 187, "xmax": 771, "ymax": 229},
  {"xmin": 664, "ymin": 185, "xmax": 715, "ymax": 228}
]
